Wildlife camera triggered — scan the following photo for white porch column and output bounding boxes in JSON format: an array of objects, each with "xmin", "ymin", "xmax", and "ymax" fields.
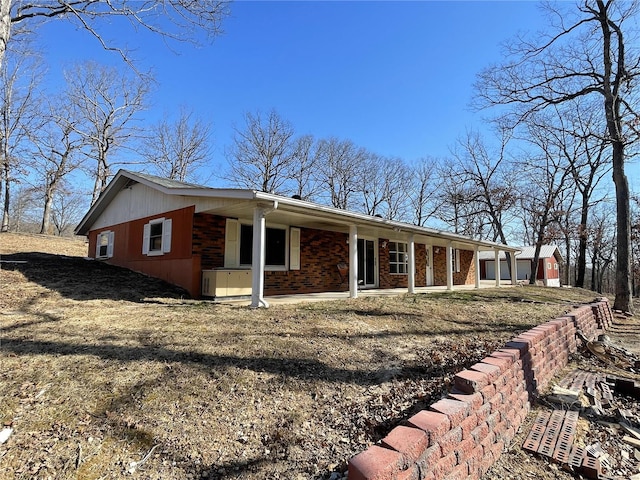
[
  {"xmin": 446, "ymin": 242, "xmax": 453, "ymax": 291},
  {"xmin": 510, "ymin": 251, "xmax": 518, "ymax": 286},
  {"xmin": 349, "ymin": 225, "xmax": 358, "ymax": 298},
  {"xmin": 474, "ymin": 245, "xmax": 481, "ymax": 289},
  {"xmin": 250, "ymin": 207, "xmax": 269, "ymax": 308},
  {"xmin": 495, "ymin": 249, "xmax": 501, "ymax": 287},
  {"xmin": 408, "ymin": 234, "xmax": 415, "ymax": 294}
]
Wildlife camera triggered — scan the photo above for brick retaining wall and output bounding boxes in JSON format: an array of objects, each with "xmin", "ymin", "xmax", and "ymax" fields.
[{"xmin": 348, "ymin": 297, "xmax": 612, "ymax": 480}]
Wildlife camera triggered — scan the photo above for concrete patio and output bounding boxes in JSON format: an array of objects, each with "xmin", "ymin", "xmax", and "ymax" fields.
[{"xmin": 222, "ymin": 280, "xmax": 517, "ymax": 306}]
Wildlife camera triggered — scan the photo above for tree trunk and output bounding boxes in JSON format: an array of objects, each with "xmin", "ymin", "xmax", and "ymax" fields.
[
  {"xmin": 596, "ymin": 0, "xmax": 633, "ymax": 311},
  {"xmin": 612, "ymin": 140, "xmax": 633, "ymax": 311},
  {"xmin": 0, "ymin": 0, "xmax": 10, "ymax": 71},
  {"xmin": 40, "ymin": 189, "xmax": 53, "ymax": 235}
]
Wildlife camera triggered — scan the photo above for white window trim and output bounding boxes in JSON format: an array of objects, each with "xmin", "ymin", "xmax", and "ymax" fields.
[
  {"xmin": 96, "ymin": 230, "xmax": 114, "ymax": 259},
  {"xmin": 143, "ymin": 217, "xmax": 172, "ymax": 257},
  {"xmin": 226, "ymin": 219, "xmax": 292, "ymax": 271},
  {"xmin": 451, "ymin": 248, "xmax": 461, "ymax": 273},
  {"xmin": 389, "ymin": 241, "xmax": 408, "ymax": 275}
]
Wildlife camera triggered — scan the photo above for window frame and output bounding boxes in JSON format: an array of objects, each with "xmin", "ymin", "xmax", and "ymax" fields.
[
  {"xmin": 96, "ymin": 230, "xmax": 114, "ymax": 259},
  {"xmin": 451, "ymin": 248, "xmax": 461, "ymax": 273},
  {"xmin": 238, "ymin": 221, "xmax": 290, "ymax": 271},
  {"xmin": 142, "ymin": 217, "xmax": 172, "ymax": 257},
  {"xmin": 389, "ymin": 241, "xmax": 408, "ymax": 275}
]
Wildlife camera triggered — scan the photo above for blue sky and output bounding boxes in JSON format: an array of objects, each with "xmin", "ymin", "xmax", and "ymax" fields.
[{"xmin": 37, "ymin": 1, "xmax": 565, "ymax": 183}]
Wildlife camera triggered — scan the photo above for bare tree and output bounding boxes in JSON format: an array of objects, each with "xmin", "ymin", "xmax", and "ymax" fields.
[
  {"xmin": 66, "ymin": 62, "xmax": 148, "ymax": 204},
  {"xmin": 434, "ymin": 160, "xmax": 488, "ymax": 237},
  {"xmin": 226, "ymin": 109, "xmax": 295, "ymax": 194},
  {"xmin": 590, "ymin": 204, "xmax": 617, "ymax": 293},
  {"xmin": 450, "ymin": 127, "xmax": 518, "ymax": 244},
  {"xmin": 408, "ymin": 157, "xmax": 439, "ymax": 226},
  {"xmin": 545, "ymin": 101, "xmax": 611, "ymax": 287},
  {"xmin": 520, "ymin": 113, "xmax": 574, "ymax": 284},
  {"xmin": 143, "ymin": 107, "xmax": 212, "ymax": 182},
  {"xmin": 0, "ymin": 1, "xmax": 229, "ymax": 71},
  {"xmin": 8, "ymin": 183, "xmax": 38, "ymax": 232},
  {"xmin": 358, "ymin": 154, "xmax": 411, "ymax": 220},
  {"xmin": 288, "ymin": 134, "xmax": 321, "ymax": 200},
  {"xmin": 0, "ymin": 46, "xmax": 41, "ymax": 232},
  {"xmin": 314, "ymin": 137, "xmax": 366, "ymax": 210},
  {"xmin": 359, "ymin": 152, "xmax": 387, "ymax": 217},
  {"xmin": 51, "ymin": 187, "xmax": 86, "ymax": 236},
  {"xmin": 475, "ymin": 0, "xmax": 640, "ymax": 311},
  {"xmin": 31, "ymin": 99, "xmax": 86, "ymax": 234}
]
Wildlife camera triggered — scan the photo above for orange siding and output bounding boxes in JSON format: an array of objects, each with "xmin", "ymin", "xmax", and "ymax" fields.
[{"xmin": 88, "ymin": 206, "xmax": 199, "ymax": 296}]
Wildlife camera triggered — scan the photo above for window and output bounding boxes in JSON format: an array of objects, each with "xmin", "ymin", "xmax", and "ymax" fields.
[
  {"xmin": 142, "ymin": 218, "xmax": 172, "ymax": 256},
  {"xmin": 237, "ymin": 222, "xmax": 288, "ymax": 268},
  {"xmin": 389, "ymin": 241, "xmax": 408, "ymax": 274},
  {"xmin": 96, "ymin": 230, "xmax": 114, "ymax": 258},
  {"xmin": 451, "ymin": 248, "xmax": 461, "ymax": 273}
]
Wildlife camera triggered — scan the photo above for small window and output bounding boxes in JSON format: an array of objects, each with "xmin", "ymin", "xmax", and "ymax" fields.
[
  {"xmin": 554, "ymin": 263, "xmax": 559, "ymax": 270},
  {"xmin": 149, "ymin": 221, "xmax": 163, "ymax": 252},
  {"xmin": 389, "ymin": 241, "xmax": 408, "ymax": 274},
  {"xmin": 143, "ymin": 218, "xmax": 172, "ymax": 256},
  {"xmin": 547, "ymin": 262, "xmax": 552, "ymax": 269},
  {"xmin": 96, "ymin": 231, "xmax": 114, "ymax": 258}
]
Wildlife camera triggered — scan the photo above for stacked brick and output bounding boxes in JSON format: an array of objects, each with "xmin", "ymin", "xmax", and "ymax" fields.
[
  {"xmin": 591, "ymin": 297, "xmax": 614, "ymax": 330},
  {"xmin": 347, "ymin": 298, "xmax": 612, "ymax": 480}
]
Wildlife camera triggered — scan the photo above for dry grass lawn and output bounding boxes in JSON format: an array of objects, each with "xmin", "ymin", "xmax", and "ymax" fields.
[{"xmin": 0, "ymin": 233, "xmax": 601, "ymax": 479}]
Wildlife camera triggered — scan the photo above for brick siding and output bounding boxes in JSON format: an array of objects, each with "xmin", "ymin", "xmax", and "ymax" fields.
[{"xmin": 433, "ymin": 247, "xmax": 476, "ymax": 286}]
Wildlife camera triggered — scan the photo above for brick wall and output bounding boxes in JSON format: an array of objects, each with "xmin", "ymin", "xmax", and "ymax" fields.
[
  {"xmin": 378, "ymin": 240, "xmax": 428, "ymax": 289},
  {"xmin": 348, "ymin": 298, "xmax": 613, "ymax": 480},
  {"xmin": 265, "ymin": 228, "xmax": 349, "ymax": 295},
  {"xmin": 433, "ymin": 248, "xmax": 476, "ymax": 286},
  {"xmin": 192, "ymin": 213, "xmax": 226, "ymax": 269}
]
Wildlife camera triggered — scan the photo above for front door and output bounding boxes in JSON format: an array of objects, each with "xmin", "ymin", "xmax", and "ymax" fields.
[
  {"xmin": 425, "ymin": 245, "xmax": 433, "ymax": 286},
  {"xmin": 357, "ymin": 238, "xmax": 377, "ymax": 287}
]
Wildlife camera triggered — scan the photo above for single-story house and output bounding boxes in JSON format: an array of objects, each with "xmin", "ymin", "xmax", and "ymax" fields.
[
  {"xmin": 478, "ymin": 245, "xmax": 563, "ymax": 287},
  {"xmin": 75, "ymin": 170, "xmax": 521, "ymax": 307}
]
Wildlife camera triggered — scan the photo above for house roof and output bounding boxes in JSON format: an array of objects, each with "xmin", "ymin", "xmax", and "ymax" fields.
[
  {"xmin": 477, "ymin": 245, "xmax": 563, "ymax": 262},
  {"xmin": 75, "ymin": 169, "xmax": 520, "ymax": 254}
]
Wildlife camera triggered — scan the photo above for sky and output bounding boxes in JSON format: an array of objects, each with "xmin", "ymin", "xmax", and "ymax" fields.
[{"xmin": 33, "ymin": 0, "xmax": 630, "ymax": 189}]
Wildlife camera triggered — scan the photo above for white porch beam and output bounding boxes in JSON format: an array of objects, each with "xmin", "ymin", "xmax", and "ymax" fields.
[
  {"xmin": 446, "ymin": 242, "xmax": 453, "ymax": 291},
  {"xmin": 408, "ymin": 234, "xmax": 415, "ymax": 294},
  {"xmin": 495, "ymin": 249, "xmax": 501, "ymax": 287},
  {"xmin": 511, "ymin": 251, "xmax": 518, "ymax": 286},
  {"xmin": 475, "ymin": 245, "xmax": 481, "ymax": 289},
  {"xmin": 250, "ymin": 206, "xmax": 269, "ymax": 308},
  {"xmin": 349, "ymin": 225, "xmax": 358, "ymax": 298}
]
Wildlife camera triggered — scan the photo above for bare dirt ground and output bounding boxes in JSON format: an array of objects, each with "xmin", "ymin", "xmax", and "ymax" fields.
[{"xmin": 0, "ymin": 232, "xmax": 630, "ymax": 480}]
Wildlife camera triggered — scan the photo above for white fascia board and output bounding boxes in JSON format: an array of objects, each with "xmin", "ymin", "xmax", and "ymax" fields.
[{"xmin": 255, "ymin": 191, "xmax": 519, "ymax": 253}]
